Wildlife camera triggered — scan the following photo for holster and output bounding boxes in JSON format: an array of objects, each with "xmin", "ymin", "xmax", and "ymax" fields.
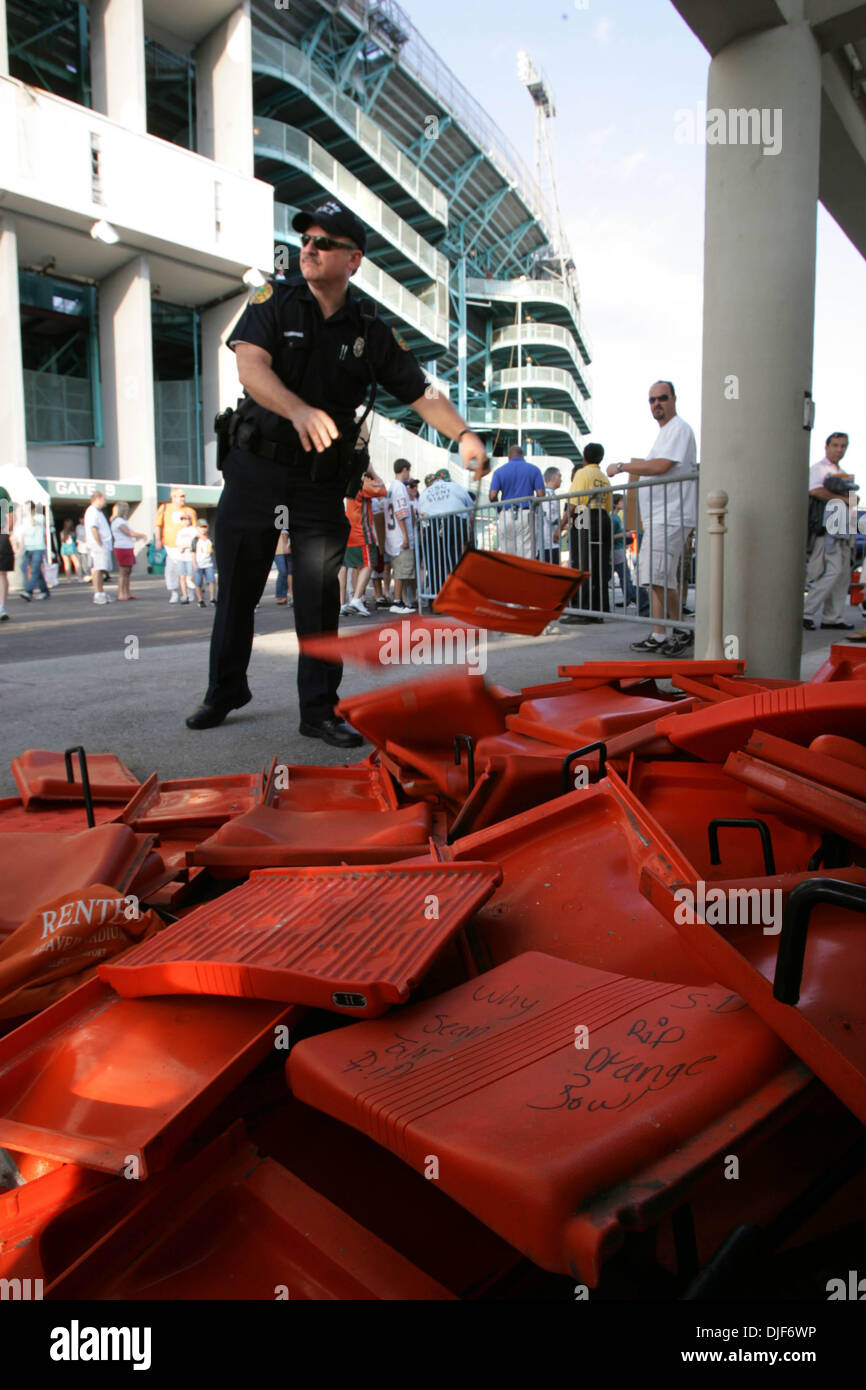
[
  {"xmin": 214, "ymin": 407, "xmax": 236, "ymax": 472},
  {"xmin": 310, "ymin": 435, "xmax": 369, "ymax": 499}
]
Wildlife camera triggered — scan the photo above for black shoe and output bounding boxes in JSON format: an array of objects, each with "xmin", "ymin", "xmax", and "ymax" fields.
[
  {"xmin": 299, "ymin": 716, "xmax": 365, "ymax": 748},
  {"xmin": 662, "ymin": 629, "xmax": 694, "ymax": 657},
  {"xmin": 630, "ymin": 634, "xmax": 668, "ymax": 652},
  {"xmin": 198, "ymin": 600, "xmax": 206, "ymax": 608},
  {"xmin": 821, "ymin": 621, "xmax": 854, "ymax": 630},
  {"xmin": 560, "ymin": 614, "xmax": 593, "ymax": 625},
  {"xmin": 18, "ymin": 592, "xmax": 31, "ymax": 602},
  {"xmin": 185, "ymin": 692, "xmax": 252, "ymax": 730},
  {"xmin": 803, "ymin": 619, "xmax": 816, "ymax": 630}
]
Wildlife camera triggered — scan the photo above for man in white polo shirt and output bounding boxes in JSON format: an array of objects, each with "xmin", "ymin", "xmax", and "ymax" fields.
[
  {"xmin": 83, "ymin": 491, "xmax": 113, "ymax": 605},
  {"xmin": 608, "ymin": 380, "xmax": 697, "ymax": 656}
]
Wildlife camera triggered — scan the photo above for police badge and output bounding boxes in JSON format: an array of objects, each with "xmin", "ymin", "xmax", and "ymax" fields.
[{"xmin": 353, "ymin": 336, "xmax": 365, "ymax": 357}]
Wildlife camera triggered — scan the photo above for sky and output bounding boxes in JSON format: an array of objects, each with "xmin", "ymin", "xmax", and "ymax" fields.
[{"xmin": 402, "ymin": 0, "xmax": 866, "ymax": 470}]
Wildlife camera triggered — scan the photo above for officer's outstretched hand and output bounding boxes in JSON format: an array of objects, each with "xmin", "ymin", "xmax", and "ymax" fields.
[
  {"xmin": 459, "ymin": 431, "xmax": 489, "ymax": 485},
  {"xmin": 291, "ymin": 403, "xmax": 340, "ymax": 453}
]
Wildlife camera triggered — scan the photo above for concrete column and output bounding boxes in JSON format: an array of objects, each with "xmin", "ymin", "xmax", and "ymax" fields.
[
  {"xmin": 96, "ymin": 256, "xmax": 157, "ymax": 526},
  {"xmin": 695, "ymin": 23, "xmax": 822, "ymax": 677},
  {"xmin": 195, "ymin": 3, "xmax": 253, "ymax": 177},
  {"xmin": 0, "ymin": 216, "xmax": 28, "ymax": 471},
  {"xmin": 90, "ymin": 0, "xmax": 147, "ymax": 134},
  {"xmin": 201, "ymin": 292, "xmax": 246, "ymax": 484}
]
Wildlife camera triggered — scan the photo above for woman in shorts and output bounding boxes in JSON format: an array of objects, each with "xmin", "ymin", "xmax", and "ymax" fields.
[
  {"xmin": 0, "ymin": 490, "xmax": 13, "ymax": 621},
  {"xmin": 59, "ymin": 519, "xmax": 82, "ymax": 580},
  {"xmin": 110, "ymin": 502, "xmax": 146, "ymax": 601}
]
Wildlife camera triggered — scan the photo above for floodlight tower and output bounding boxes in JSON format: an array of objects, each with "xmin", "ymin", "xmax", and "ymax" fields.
[{"xmin": 517, "ymin": 49, "xmax": 575, "ymax": 293}]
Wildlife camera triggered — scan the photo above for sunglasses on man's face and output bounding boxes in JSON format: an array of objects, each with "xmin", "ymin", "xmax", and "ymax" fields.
[
  {"xmin": 300, "ymin": 233, "xmax": 356, "ymax": 253},
  {"xmin": 649, "ymin": 394, "xmax": 670, "ymax": 404}
]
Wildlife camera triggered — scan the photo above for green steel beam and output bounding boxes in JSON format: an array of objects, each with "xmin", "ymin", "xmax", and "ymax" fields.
[
  {"xmin": 337, "ymin": 31, "xmax": 368, "ymax": 87},
  {"xmin": 446, "ymin": 151, "xmax": 484, "ymax": 201},
  {"xmin": 406, "ymin": 115, "xmax": 453, "ymax": 166},
  {"xmin": 8, "ymin": 13, "xmax": 73, "ymax": 59},
  {"xmin": 77, "ymin": 3, "xmax": 89, "ymax": 108},
  {"xmin": 300, "ymin": 14, "xmax": 330, "ymax": 62},
  {"xmin": 361, "ymin": 58, "xmax": 394, "ymax": 113}
]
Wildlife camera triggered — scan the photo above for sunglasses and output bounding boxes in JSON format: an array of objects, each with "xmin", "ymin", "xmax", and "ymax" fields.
[
  {"xmin": 649, "ymin": 394, "xmax": 670, "ymax": 404},
  {"xmin": 300, "ymin": 233, "xmax": 356, "ymax": 253}
]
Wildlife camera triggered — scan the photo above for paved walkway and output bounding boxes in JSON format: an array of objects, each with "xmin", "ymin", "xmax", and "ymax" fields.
[{"xmin": 0, "ymin": 573, "xmax": 848, "ymax": 797}]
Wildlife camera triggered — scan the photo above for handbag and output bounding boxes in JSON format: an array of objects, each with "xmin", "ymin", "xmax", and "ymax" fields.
[{"xmin": 42, "ymin": 560, "xmax": 59, "ymax": 588}]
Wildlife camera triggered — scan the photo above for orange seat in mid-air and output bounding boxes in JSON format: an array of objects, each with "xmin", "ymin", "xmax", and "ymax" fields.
[{"xmin": 287, "ymin": 952, "xmax": 791, "ymax": 1282}]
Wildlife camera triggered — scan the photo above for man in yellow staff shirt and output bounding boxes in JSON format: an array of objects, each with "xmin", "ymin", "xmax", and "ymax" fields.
[
  {"xmin": 154, "ymin": 486, "xmax": 197, "ymax": 604},
  {"xmin": 562, "ymin": 442, "xmax": 612, "ymax": 624}
]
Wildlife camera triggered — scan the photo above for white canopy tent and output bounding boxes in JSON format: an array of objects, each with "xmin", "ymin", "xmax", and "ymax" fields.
[{"xmin": 0, "ymin": 466, "xmax": 56, "ymax": 589}]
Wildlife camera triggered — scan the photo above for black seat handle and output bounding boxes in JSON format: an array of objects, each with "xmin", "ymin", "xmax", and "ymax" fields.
[
  {"xmin": 708, "ymin": 818, "xmax": 776, "ymax": 876},
  {"xmin": 561, "ymin": 741, "xmax": 607, "ymax": 793},
  {"xmin": 453, "ymin": 735, "xmax": 475, "ymax": 792},
  {"xmin": 774, "ymin": 877, "xmax": 866, "ymax": 1005},
  {"xmin": 64, "ymin": 745, "xmax": 95, "ymax": 829}
]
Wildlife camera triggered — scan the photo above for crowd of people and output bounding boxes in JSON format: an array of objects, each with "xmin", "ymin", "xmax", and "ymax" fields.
[{"xmin": 1, "ymin": 407, "xmax": 860, "ymax": 648}]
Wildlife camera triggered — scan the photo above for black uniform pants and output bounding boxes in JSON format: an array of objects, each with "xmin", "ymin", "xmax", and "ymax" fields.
[
  {"xmin": 206, "ymin": 446, "xmax": 349, "ymax": 722},
  {"xmin": 570, "ymin": 508, "xmax": 612, "ymax": 612}
]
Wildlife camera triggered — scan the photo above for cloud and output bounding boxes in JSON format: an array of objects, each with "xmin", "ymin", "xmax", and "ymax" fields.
[
  {"xmin": 613, "ymin": 148, "xmax": 648, "ymax": 181},
  {"xmin": 585, "ymin": 123, "xmax": 616, "ymax": 153},
  {"xmin": 594, "ymin": 17, "xmax": 615, "ymax": 44}
]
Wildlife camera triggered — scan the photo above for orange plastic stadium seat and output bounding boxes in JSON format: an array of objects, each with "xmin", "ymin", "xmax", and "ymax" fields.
[
  {"xmin": 287, "ymin": 952, "xmax": 790, "ymax": 1282},
  {"xmin": 658, "ymin": 684, "xmax": 866, "ymax": 761},
  {"xmin": 47, "ymin": 1124, "xmax": 455, "ymax": 1301},
  {"xmin": 626, "ymin": 761, "xmax": 819, "ymax": 879},
  {"xmin": 338, "ymin": 671, "xmax": 507, "ymax": 750},
  {"xmin": 807, "ymin": 643, "xmax": 866, "ymax": 684},
  {"xmin": 442, "ymin": 766, "xmax": 715, "ymax": 985},
  {"xmin": 100, "ymin": 863, "xmax": 501, "ymax": 1016},
  {"xmin": 641, "ymin": 865, "xmax": 866, "ymax": 1127},
  {"xmin": 11, "ymin": 750, "xmax": 139, "ymax": 806},
  {"xmin": 0, "ymin": 826, "xmax": 156, "ymax": 941},
  {"xmin": 189, "ymin": 803, "xmax": 434, "ymax": 873},
  {"xmin": 0, "ymin": 978, "xmax": 298, "ymax": 1176}
]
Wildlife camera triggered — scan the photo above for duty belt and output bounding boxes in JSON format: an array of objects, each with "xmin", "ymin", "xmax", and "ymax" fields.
[{"xmin": 231, "ymin": 416, "xmax": 301, "ymax": 465}]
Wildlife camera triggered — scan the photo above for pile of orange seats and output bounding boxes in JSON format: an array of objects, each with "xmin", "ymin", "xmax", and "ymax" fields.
[{"xmin": 1, "ymin": 643, "xmax": 865, "ymax": 1300}]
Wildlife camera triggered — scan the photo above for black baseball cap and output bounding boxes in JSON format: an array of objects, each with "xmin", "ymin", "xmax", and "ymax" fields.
[{"xmin": 292, "ymin": 200, "xmax": 367, "ymax": 254}]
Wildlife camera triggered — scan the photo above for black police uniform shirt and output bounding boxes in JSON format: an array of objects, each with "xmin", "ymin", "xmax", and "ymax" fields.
[{"xmin": 228, "ymin": 274, "xmax": 428, "ymax": 448}]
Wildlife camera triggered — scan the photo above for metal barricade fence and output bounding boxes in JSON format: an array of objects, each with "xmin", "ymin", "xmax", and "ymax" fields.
[{"xmin": 414, "ymin": 474, "xmax": 699, "ymax": 634}]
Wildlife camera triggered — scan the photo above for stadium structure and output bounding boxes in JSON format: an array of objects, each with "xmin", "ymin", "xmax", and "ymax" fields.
[{"xmin": 0, "ymin": 0, "xmax": 591, "ymax": 532}]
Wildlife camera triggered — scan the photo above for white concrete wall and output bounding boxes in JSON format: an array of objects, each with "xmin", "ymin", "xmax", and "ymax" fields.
[
  {"xmin": 94, "ymin": 256, "xmax": 158, "ymax": 524},
  {"xmin": 695, "ymin": 23, "xmax": 822, "ymax": 676},
  {"xmin": 196, "ymin": 3, "xmax": 254, "ymax": 178},
  {"xmin": 0, "ymin": 78, "xmax": 273, "ymax": 274},
  {"xmin": 0, "ymin": 216, "xmax": 28, "ymax": 472},
  {"xmin": 90, "ymin": 0, "xmax": 147, "ymax": 134},
  {"xmin": 27, "ymin": 446, "xmax": 92, "ymax": 479}
]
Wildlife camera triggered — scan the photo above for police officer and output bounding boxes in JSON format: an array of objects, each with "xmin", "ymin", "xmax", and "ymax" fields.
[{"xmin": 186, "ymin": 200, "xmax": 488, "ymax": 745}]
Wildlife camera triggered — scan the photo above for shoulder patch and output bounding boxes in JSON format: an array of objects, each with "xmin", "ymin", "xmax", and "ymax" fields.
[
  {"xmin": 391, "ymin": 326, "xmax": 409, "ymax": 351},
  {"xmin": 249, "ymin": 283, "xmax": 274, "ymax": 305}
]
